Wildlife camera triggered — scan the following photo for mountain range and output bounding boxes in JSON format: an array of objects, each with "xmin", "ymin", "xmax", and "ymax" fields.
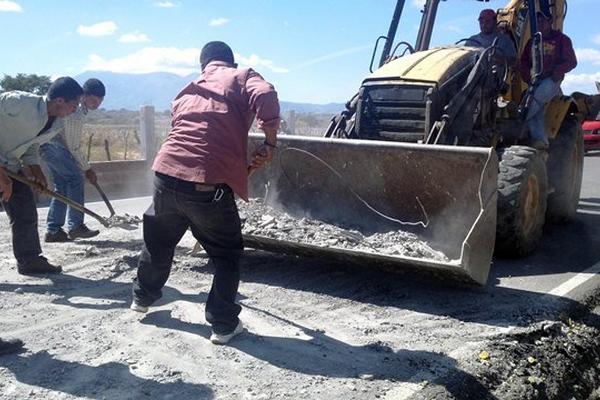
[{"xmin": 75, "ymin": 71, "xmax": 344, "ymax": 114}]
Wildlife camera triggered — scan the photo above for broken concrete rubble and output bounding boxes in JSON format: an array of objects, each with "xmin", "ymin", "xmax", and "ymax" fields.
[{"xmin": 238, "ymin": 199, "xmax": 449, "ymax": 262}]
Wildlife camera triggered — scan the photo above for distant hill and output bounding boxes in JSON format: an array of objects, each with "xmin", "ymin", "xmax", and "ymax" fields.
[
  {"xmin": 75, "ymin": 71, "xmax": 343, "ymax": 114},
  {"xmin": 76, "ymin": 71, "xmax": 191, "ymax": 112},
  {"xmin": 280, "ymin": 101, "xmax": 343, "ymax": 114}
]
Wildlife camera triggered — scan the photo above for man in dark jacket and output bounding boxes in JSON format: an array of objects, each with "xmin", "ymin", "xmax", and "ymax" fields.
[
  {"xmin": 520, "ymin": 11, "xmax": 577, "ymax": 149},
  {"xmin": 131, "ymin": 41, "xmax": 280, "ymax": 345}
]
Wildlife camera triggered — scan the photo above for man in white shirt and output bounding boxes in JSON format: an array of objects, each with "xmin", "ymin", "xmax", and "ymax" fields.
[
  {"xmin": 0, "ymin": 77, "xmax": 82, "ymax": 274},
  {"xmin": 40, "ymin": 79, "xmax": 105, "ymax": 242},
  {"xmin": 0, "ymin": 77, "xmax": 82, "ymax": 355}
]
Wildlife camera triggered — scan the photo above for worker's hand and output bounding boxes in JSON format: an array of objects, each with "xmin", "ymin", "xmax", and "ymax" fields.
[
  {"xmin": 551, "ymin": 70, "xmax": 563, "ymax": 83},
  {"xmin": 85, "ymin": 168, "xmax": 97, "ymax": 185},
  {"xmin": 23, "ymin": 165, "xmax": 47, "ymax": 192},
  {"xmin": 0, "ymin": 167, "xmax": 13, "ymax": 202},
  {"xmin": 249, "ymin": 142, "xmax": 275, "ymax": 172}
]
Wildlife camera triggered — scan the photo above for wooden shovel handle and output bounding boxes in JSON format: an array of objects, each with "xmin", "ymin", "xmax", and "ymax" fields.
[{"xmin": 5, "ymin": 170, "xmax": 110, "ymax": 227}]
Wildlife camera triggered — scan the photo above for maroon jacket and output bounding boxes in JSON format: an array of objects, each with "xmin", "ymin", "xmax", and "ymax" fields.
[{"xmin": 520, "ymin": 30, "xmax": 577, "ymax": 83}]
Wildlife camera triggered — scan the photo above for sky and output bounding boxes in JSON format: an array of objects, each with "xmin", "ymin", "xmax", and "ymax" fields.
[{"xmin": 1, "ymin": 0, "xmax": 599, "ymax": 104}]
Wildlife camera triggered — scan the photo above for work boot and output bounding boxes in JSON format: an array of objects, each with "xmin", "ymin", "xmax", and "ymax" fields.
[
  {"xmin": 18, "ymin": 256, "xmax": 62, "ymax": 275},
  {"xmin": 68, "ymin": 224, "xmax": 100, "ymax": 240},
  {"xmin": 44, "ymin": 228, "xmax": 71, "ymax": 243},
  {"xmin": 0, "ymin": 337, "xmax": 24, "ymax": 355}
]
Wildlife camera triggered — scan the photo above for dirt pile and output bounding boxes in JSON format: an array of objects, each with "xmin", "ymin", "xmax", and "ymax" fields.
[
  {"xmin": 238, "ymin": 199, "xmax": 449, "ymax": 261},
  {"xmin": 410, "ymin": 316, "xmax": 600, "ymax": 400},
  {"xmin": 480, "ymin": 319, "xmax": 600, "ymax": 400}
]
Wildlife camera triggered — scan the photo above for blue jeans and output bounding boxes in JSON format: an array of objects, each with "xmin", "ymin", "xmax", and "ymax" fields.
[
  {"xmin": 39, "ymin": 141, "xmax": 85, "ymax": 233},
  {"xmin": 526, "ymin": 77, "xmax": 561, "ymax": 145}
]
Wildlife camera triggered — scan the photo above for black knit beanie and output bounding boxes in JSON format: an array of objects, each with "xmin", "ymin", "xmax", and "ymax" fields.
[{"xmin": 200, "ymin": 41, "xmax": 235, "ymax": 70}]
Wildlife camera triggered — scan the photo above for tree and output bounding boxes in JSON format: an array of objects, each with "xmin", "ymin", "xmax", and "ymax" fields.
[{"xmin": 0, "ymin": 73, "xmax": 52, "ymax": 94}]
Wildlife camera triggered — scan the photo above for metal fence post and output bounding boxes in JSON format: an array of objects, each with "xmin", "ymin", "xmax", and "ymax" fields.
[{"xmin": 140, "ymin": 105, "xmax": 156, "ymax": 162}]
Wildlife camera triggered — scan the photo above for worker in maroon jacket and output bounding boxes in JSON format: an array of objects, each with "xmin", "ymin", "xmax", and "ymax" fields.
[
  {"xmin": 131, "ymin": 41, "xmax": 280, "ymax": 345},
  {"xmin": 520, "ymin": 11, "xmax": 577, "ymax": 150}
]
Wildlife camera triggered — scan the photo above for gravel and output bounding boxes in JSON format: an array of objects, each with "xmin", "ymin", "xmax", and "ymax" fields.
[{"xmin": 238, "ymin": 199, "xmax": 449, "ymax": 262}]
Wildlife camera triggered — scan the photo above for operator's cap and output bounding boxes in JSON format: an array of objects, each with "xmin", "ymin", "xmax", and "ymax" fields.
[{"xmin": 478, "ymin": 9, "xmax": 496, "ymax": 20}]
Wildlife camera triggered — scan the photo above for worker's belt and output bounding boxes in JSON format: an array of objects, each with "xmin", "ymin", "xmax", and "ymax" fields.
[
  {"xmin": 154, "ymin": 172, "xmax": 228, "ymax": 194},
  {"xmin": 194, "ymin": 183, "xmax": 219, "ymax": 192}
]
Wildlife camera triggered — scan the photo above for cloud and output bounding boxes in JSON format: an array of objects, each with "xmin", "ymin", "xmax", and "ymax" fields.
[
  {"xmin": 563, "ymin": 72, "xmax": 600, "ymax": 95},
  {"xmin": 411, "ymin": 0, "xmax": 425, "ymax": 8},
  {"xmin": 86, "ymin": 47, "xmax": 200, "ymax": 76},
  {"xmin": 0, "ymin": 1, "xmax": 22, "ymax": 12},
  {"xmin": 576, "ymin": 48, "xmax": 600, "ymax": 65},
  {"xmin": 593, "ymin": 34, "xmax": 600, "ymax": 45},
  {"xmin": 552, "ymin": 48, "xmax": 600, "ymax": 94},
  {"xmin": 236, "ymin": 53, "xmax": 289, "ymax": 73},
  {"xmin": 294, "ymin": 45, "xmax": 371, "ymax": 70},
  {"xmin": 209, "ymin": 18, "xmax": 229, "ymax": 27},
  {"xmin": 554, "ymin": 48, "xmax": 600, "ymax": 94},
  {"xmin": 156, "ymin": 1, "xmax": 176, "ymax": 7},
  {"xmin": 118, "ymin": 31, "xmax": 150, "ymax": 43},
  {"xmin": 77, "ymin": 21, "xmax": 117, "ymax": 37},
  {"xmin": 84, "ymin": 47, "xmax": 289, "ymax": 76}
]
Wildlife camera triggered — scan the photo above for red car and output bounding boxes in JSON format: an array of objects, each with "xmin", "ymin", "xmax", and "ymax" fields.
[{"xmin": 583, "ymin": 120, "xmax": 600, "ymax": 153}]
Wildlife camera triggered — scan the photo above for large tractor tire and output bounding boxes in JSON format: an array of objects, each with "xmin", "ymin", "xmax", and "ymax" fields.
[
  {"xmin": 546, "ymin": 117, "xmax": 584, "ymax": 222},
  {"xmin": 496, "ymin": 146, "xmax": 548, "ymax": 257}
]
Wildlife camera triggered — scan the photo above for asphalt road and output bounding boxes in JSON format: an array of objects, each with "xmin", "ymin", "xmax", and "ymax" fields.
[{"xmin": 490, "ymin": 152, "xmax": 600, "ymax": 303}]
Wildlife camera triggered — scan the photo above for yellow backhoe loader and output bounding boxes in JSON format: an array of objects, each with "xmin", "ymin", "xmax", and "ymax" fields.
[{"xmin": 245, "ymin": 0, "xmax": 600, "ymax": 285}]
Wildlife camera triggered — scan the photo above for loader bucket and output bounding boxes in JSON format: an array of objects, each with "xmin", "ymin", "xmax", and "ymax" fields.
[{"xmin": 245, "ymin": 133, "xmax": 498, "ymax": 285}]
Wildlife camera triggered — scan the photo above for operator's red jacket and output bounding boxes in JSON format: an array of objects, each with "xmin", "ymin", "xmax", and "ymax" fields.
[{"xmin": 520, "ymin": 30, "xmax": 577, "ymax": 83}]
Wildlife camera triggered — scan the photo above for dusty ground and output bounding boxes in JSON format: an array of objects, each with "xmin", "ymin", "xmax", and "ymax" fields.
[{"xmin": 1, "ymin": 205, "xmax": 599, "ymax": 400}]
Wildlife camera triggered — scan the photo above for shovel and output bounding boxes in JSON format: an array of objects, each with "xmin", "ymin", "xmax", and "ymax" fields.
[
  {"xmin": 91, "ymin": 181, "xmax": 140, "ymax": 230},
  {"xmin": 91, "ymin": 181, "xmax": 141, "ymax": 230},
  {"xmin": 92, "ymin": 181, "xmax": 116, "ymax": 218},
  {"xmin": 5, "ymin": 170, "xmax": 111, "ymax": 228}
]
